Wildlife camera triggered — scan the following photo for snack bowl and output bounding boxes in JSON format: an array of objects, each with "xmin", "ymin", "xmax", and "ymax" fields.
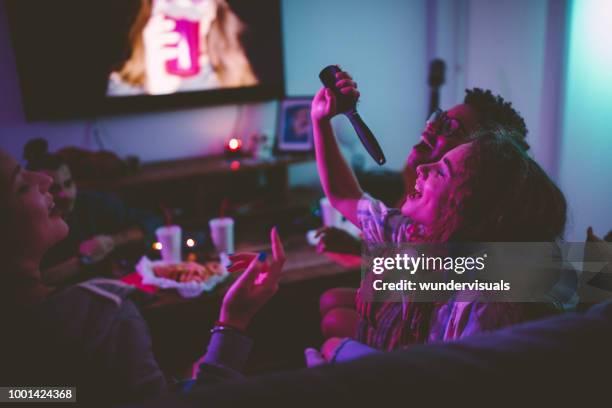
[{"xmin": 136, "ymin": 255, "xmax": 229, "ymax": 298}]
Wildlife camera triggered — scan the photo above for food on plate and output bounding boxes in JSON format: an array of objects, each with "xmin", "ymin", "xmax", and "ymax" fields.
[{"xmin": 153, "ymin": 261, "xmax": 222, "ymax": 283}]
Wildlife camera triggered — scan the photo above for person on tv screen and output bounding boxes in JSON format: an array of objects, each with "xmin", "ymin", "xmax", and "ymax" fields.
[{"xmin": 108, "ymin": 0, "xmax": 258, "ymax": 96}]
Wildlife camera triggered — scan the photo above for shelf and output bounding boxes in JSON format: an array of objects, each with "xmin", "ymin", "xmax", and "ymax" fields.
[{"xmin": 84, "ymin": 153, "xmax": 314, "ymax": 190}]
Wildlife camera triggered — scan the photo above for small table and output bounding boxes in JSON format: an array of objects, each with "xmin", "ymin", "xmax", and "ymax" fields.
[
  {"xmin": 133, "ymin": 234, "xmax": 361, "ymax": 376},
  {"xmin": 137, "ymin": 234, "xmax": 360, "ymax": 309}
]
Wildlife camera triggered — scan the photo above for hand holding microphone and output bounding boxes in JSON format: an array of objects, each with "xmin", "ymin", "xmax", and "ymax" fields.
[{"xmin": 313, "ymin": 66, "xmax": 386, "ymax": 165}]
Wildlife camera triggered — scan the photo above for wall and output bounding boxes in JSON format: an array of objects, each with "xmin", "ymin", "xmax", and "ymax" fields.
[
  {"xmin": 558, "ymin": 0, "xmax": 612, "ymax": 241},
  {"xmin": 463, "ymin": 0, "xmax": 549, "ymax": 166},
  {"xmin": 3, "ymin": 0, "xmax": 609, "ymax": 241},
  {"xmin": 0, "ymin": 0, "xmax": 428, "ymax": 187},
  {"xmin": 432, "ymin": 0, "xmax": 611, "ymax": 241},
  {"xmin": 283, "ymin": 0, "xmax": 427, "ymax": 175},
  {"xmin": 432, "ymin": 0, "xmax": 566, "ymax": 175}
]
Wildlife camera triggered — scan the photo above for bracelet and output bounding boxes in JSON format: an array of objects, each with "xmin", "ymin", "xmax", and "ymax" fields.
[{"xmin": 212, "ymin": 321, "xmax": 246, "ymax": 334}]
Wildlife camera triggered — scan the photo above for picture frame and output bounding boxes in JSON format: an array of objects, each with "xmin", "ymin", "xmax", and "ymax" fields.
[{"xmin": 276, "ymin": 97, "xmax": 314, "ymax": 152}]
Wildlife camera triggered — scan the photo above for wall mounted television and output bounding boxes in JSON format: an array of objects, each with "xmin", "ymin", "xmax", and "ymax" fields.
[{"xmin": 6, "ymin": 0, "xmax": 285, "ymax": 121}]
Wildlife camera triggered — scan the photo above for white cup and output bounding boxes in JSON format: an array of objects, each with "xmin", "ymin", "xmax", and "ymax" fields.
[
  {"xmin": 320, "ymin": 197, "xmax": 343, "ymax": 228},
  {"xmin": 209, "ymin": 217, "xmax": 235, "ymax": 255},
  {"xmin": 156, "ymin": 225, "xmax": 182, "ymax": 263}
]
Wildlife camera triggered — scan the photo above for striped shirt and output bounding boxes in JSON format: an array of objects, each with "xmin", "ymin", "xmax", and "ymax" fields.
[{"xmin": 354, "ymin": 194, "xmax": 533, "ymax": 351}]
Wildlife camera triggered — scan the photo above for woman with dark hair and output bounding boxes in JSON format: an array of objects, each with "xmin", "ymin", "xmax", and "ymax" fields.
[
  {"xmin": 400, "ymin": 129, "xmax": 565, "ymax": 244},
  {"xmin": 108, "ymin": 0, "xmax": 258, "ymax": 95},
  {"xmin": 308, "ymin": 76, "xmax": 567, "ymax": 362},
  {"xmin": 351, "ymin": 130, "xmax": 566, "ymax": 351},
  {"xmin": 0, "ymin": 148, "xmax": 286, "ymax": 404},
  {"xmin": 23, "ymin": 138, "xmax": 161, "ymax": 286}
]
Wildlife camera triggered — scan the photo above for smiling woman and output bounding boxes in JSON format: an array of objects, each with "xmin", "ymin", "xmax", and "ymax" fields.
[
  {"xmin": 0, "ymin": 151, "xmax": 68, "ymax": 259},
  {"xmin": 350, "ymin": 127, "xmax": 569, "ymax": 352},
  {"xmin": 401, "ymin": 143, "xmax": 470, "ymax": 227},
  {"xmin": 400, "ymin": 128, "xmax": 567, "ymax": 244},
  {"xmin": 0, "ymin": 150, "xmax": 68, "ymax": 305},
  {"xmin": 0, "ymin": 147, "xmax": 288, "ymax": 404}
]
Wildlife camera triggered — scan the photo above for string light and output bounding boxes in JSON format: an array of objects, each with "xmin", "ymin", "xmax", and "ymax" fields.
[{"xmin": 228, "ymin": 138, "xmax": 242, "ymax": 151}]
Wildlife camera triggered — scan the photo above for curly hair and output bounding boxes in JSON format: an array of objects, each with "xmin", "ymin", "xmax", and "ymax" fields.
[
  {"xmin": 23, "ymin": 138, "xmax": 66, "ymax": 172},
  {"xmin": 423, "ymin": 127, "xmax": 566, "ymax": 243},
  {"xmin": 464, "ymin": 88, "xmax": 529, "ymax": 151}
]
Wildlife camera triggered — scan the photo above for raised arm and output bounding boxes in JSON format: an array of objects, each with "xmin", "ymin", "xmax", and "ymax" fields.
[
  {"xmin": 193, "ymin": 228, "xmax": 286, "ymax": 384},
  {"xmin": 311, "ymin": 70, "xmax": 363, "ymax": 226}
]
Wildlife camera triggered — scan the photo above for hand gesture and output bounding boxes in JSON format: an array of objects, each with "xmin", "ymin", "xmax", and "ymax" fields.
[
  {"xmin": 220, "ymin": 227, "xmax": 286, "ymax": 331},
  {"xmin": 79, "ymin": 235, "xmax": 115, "ymax": 263},
  {"xmin": 311, "ymin": 70, "xmax": 359, "ymax": 123}
]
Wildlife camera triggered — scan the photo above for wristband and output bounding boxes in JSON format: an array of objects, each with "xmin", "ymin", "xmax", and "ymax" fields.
[{"xmin": 213, "ymin": 321, "xmax": 246, "ymax": 334}]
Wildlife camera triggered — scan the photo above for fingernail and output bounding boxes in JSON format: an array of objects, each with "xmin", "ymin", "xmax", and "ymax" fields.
[{"xmin": 258, "ymin": 252, "xmax": 267, "ymax": 262}]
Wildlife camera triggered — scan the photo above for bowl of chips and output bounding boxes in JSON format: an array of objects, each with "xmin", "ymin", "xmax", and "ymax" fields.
[{"xmin": 136, "ymin": 255, "xmax": 229, "ymax": 298}]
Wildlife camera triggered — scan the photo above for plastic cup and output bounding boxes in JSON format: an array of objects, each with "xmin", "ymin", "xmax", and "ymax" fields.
[
  {"xmin": 209, "ymin": 217, "xmax": 235, "ymax": 255},
  {"xmin": 165, "ymin": 17, "xmax": 201, "ymax": 77},
  {"xmin": 156, "ymin": 225, "xmax": 182, "ymax": 263}
]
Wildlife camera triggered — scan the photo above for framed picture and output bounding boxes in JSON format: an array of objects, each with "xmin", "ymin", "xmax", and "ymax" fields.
[{"xmin": 277, "ymin": 97, "xmax": 314, "ymax": 152}]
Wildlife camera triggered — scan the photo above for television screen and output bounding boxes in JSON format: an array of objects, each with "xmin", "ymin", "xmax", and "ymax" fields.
[{"xmin": 6, "ymin": 0, "xmax": 284, "ymax": 120}]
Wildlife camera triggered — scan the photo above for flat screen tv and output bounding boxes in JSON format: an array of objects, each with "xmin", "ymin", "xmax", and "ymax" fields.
[{"xmin": 6, "ymin": 0, "xmax": 285, "ymax": 121}]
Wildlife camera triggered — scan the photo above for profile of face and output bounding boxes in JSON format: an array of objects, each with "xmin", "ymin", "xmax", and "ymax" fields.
[
  {"xmin": 401, "ymin": 143, "xmax": 472, "ymax": 226},
  {"xmin": 41, "ymin": 164, "xmax": 77, "ymax": 220},
  {"xmin": 407, "ymin": 104, "xmax": 480, "ymax": 170},
  {"xmin": 0, "ymin": 151, "xmax": 68, "ymax": 258}
]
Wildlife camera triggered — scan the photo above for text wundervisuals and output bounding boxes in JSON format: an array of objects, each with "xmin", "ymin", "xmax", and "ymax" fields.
[{"xmin": 372, "ymin": 279, "xmax": 510, "ymax": 292}]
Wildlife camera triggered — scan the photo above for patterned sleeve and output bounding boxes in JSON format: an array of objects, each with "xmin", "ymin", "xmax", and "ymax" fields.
[{"xmin": 356, "ymin": 194, "xmax": 414, "ymax": 245}]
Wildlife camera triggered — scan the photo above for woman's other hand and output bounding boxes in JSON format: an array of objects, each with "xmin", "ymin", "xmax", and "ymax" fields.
[
  {"xmin": 79, "ymin": 235, "xmax": 115, "ymax": 263},
  {"xmin": 219, "ymin": 227, "xmax": 286, "ymax": 331},
  {"xmin": 315, "ymin": 227, "xmax": 361, "ymax": 255}
]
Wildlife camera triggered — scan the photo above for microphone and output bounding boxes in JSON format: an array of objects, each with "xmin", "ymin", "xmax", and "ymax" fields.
[
  {"xmin": 427, "ymin": 59, "xmax": 446, "ymax": 117},
  {"xmin": 319, "ymin": 65, "xmax": 386, "ymax": 166}
]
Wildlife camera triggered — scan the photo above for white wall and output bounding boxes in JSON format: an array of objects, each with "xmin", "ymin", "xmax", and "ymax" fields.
[
  {"xmin": 0, "ymin": 0, "xmax": 429, "ymax": 187},
  {"xmin": 463, "ymin": 0, "xmax": 549, "ymax": 164},
  {"xmin": 283, "ymin": 0, "xmax": 427, "ymax": 183},
  {"xmin": 558, "ymin": 0, "xmax": 612, "ymax": 241},
  {"xmin": 432, "ymin": 0, "xmax": 562, "ymax": 174}
]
